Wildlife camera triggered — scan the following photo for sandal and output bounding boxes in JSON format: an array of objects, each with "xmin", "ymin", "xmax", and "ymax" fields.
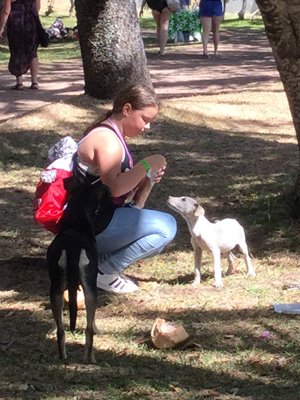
[
  {"xmin": 30, "ymin": 82, "xmax": 39, "ymax": 90},
  {"xmin": 11, "ymin": 83, "xmax": 24, "ymax": 90},
  {"xmin": 97, "ymin": 271, "xmax": 139, "ymax": 293}
]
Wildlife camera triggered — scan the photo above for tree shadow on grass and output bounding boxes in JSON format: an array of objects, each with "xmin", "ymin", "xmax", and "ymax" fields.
[
  {"xmin": 0, "ymin": 115, "xmax": 298, "ymax": 262},
  {"xmin": 0, "ymin": 283, "xmax": 299, "ymax": 400}
]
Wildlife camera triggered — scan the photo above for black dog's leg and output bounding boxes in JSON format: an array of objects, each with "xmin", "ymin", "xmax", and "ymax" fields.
[
  {"xmin": 48, "ymin": 247, "xmax": 68, "ymax": 362},
  {"xmin": 50, "ymin": 287, "xmax": 67, "ymax": 362},
  {"xmin": 83, "ymin": 289, "xmax": 97, "ymax": 364},
  {"xmin": 79, "ymin": 248, "xmax": 98, "ymax": 364}
]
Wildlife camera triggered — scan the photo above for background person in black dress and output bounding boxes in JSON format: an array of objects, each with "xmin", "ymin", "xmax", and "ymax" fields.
[
  {"xmin": 0, "ymin": 0, "xmax": 41, "ymax": 90},
  {"xmin": 139, "ymin": 0, "xmax": 172, "ymax": 56}
]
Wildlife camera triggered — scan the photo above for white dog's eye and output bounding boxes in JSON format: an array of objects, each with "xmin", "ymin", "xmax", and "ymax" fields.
[{"xmin": 182, "ymin": 197, "xmax": 186, "ymax": 202}]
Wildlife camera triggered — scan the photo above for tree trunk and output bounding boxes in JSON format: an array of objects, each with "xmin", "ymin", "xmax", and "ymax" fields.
[
  {"xmin": 256, "ymin": 0, "xmax": 300, "ymax": 215},
  {"xmin": 74, "ymin": 0, "xmax": 152, "ymax": 99}
]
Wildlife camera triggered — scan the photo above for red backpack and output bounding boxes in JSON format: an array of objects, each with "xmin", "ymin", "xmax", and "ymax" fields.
[{"xmin": 33, "ymin": 137, "xmax": 77, "ymax": 234}]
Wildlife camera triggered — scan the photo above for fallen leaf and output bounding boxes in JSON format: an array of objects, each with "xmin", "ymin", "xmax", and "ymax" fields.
[
  {"xmin": 191, "ymin": 322, "xmax": 202, "ymax": 329},
  {"xmin": 169, "ymin": 383, "xmax": 183, "ymax": 393},
  {"xmin": 224, "ymin": 334, "xmax": 235, "ymax": 339},
  {"xmin": 191, "ymin": 342, "xmax": 202, "ymax": 348},
  {"xmin": 18, "ymin": 383, "xmax": 29, "ymax": 391},
  {"xmin": 1, "ymin": 337, "xmax": 16, "ymax": 351},
  {"xmin": 4, "ymin": 311, "xmax": 15, "ymax": 318}
]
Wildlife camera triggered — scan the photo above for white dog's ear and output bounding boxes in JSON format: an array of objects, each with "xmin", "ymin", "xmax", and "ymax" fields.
[{"xmin": 194, "ymin": 205, "xmax": 204, "ymax": 217}]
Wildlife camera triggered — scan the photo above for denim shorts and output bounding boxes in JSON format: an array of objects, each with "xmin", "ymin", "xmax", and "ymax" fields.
[{"xmin": 199, "ymin": 0, "xmax": 223, "ymax": 17}]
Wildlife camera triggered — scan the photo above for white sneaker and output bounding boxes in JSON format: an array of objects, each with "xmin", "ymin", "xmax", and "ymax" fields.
[{"xmin": 97, "ymin": 271, "xmax": 139, "ymax": 293}]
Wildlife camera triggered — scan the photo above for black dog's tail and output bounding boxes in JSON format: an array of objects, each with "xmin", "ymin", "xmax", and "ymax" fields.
[
  {"xmin": 66, "ymin": 250, "xmax": 81, "ymax": 332},
  {"xmin": 68, "ymin": 286, "xmax": 78, "ymax": 332}
]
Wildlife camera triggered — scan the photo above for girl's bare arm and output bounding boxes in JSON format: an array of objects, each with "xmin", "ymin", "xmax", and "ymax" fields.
[{"xmin": 78, "ymin": 129, "xmax": 166, "ymax": 197}]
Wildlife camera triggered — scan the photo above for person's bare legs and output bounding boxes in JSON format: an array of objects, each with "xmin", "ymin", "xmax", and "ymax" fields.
[
  {"xmin": 16, "ymin": 75, "xmax": 23, "ymax": 86},
  {"xmin": 152, "ymin": 10, "xmax": 161, "ymax": 52},
  {"xmin": 152, "ymin": 8, "xmax": 171, "ymax": 55},
  {"xmin": 212, "ymin": 16, "xmax": 223, "ymax": 55},
  {"xmin": 200, "ymin": 16, "xmax": 212, "ymax": 57},
  {"xmin": 11, "ymin": 75, "xmax": 24, "ymax": 90},
  {"xmin": 30, "ymin": 56, "xmax": 39, "ymax": 87},
  {"xmin": 158, "ymin": 7, "xmax": 171, "ymax": 55}
]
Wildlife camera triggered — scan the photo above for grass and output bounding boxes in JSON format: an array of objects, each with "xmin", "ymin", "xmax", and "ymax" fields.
[
  {"xmin": 0, "ymin": 91, "xmax": 300, "ymax": 398},
  {"xmin": 39, "ymin": 15, "xmax": 76, "ymax": 29},
  {"xmin": 0, "ymin": 39, "xmax": 81, "ymax": 64},
  {"xmin": 0, "ymin": 2, "xmax": 299, "ymax": 399},
  {"xmin": 38, "ymin": 41, "xmax": 81, "ymax": 62},
  {"xmin": 222, "ymin": 14, "xmax": 264, "ymax": 30}
]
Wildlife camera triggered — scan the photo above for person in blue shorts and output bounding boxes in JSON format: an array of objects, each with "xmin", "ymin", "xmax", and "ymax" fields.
[{"xmin": 198, "ymin": 0, "xmax": 225, "ymax": 58}]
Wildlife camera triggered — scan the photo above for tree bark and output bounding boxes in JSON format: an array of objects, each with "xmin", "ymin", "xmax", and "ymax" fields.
[
  {"xmin": 256, "ymin": 0, "xmax": 300, "ymax": 214},
  {"xmin": 74, "ymin": 0, "xmax": 152, "ymax": 99}
]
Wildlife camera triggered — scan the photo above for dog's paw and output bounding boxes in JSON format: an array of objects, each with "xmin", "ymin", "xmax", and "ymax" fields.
[
  {"xmin": 214, "ymin": 281, "xmax": 223, "ymax": 289},
  {"xmin": 59, "ymin": 355, "xmax": 68, "ymax": 364},
  {"xmin": 247, "ymin": 270, "xmax": 256, "ymax": 277},
  {"xmin": 58, "ymin": 349, "xmax": 67, "ymax": 363},
  {"xmin": 225, "ymin": 268, "xmax": 237, "ymax": 276},
  {"xmin": 192, "ymin": 279, "xmax": 201, "ymax": 286},
  {"xmin": 83, "ymin": 354, "xmax": 97, "ymax": 364}
]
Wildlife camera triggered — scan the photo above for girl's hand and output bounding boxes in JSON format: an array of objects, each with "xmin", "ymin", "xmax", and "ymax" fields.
[
  {"xmin": 144, "ymin": 154, "xmax": 166, "ymax": 172},
  {"xmin": 149, "ymin": 165, "xmax": 166, "ymax": 184}
]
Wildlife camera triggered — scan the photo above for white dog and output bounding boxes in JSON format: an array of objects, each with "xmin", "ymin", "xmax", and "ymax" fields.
[{"xmin": 167, "ymin": 196, "xmax": 255, "ymax": 288}]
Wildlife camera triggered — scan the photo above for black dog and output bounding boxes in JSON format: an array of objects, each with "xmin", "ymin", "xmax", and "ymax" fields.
[{"xmin": 47, "ymin": 178, "xmax": 110, "ymax": 363}]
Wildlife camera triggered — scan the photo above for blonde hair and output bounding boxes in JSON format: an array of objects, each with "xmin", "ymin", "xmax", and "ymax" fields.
[{"xmin": 84, "ymin": 83, "xmax": 159, "ymax": 136}]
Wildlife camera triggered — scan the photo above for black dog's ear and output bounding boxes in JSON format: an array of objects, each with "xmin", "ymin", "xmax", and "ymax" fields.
[{"xmin": 63, "ymin": 176, "xmax": 78, "ymax": 192}]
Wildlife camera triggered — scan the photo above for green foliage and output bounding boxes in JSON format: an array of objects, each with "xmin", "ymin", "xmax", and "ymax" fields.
[{"xmin": 168, "ymin": 10, "xmax": 201, "ymax": 39}]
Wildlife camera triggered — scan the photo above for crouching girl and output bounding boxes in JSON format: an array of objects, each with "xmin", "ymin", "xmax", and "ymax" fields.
[{"xmin": 73, "ymin": 84, "xmax": 177, "ymax": 293}]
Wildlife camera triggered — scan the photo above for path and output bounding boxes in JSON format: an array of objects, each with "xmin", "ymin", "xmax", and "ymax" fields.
[{"xmin": 0, "ymin": 29, "xmax": 280, "ymax": 122}]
